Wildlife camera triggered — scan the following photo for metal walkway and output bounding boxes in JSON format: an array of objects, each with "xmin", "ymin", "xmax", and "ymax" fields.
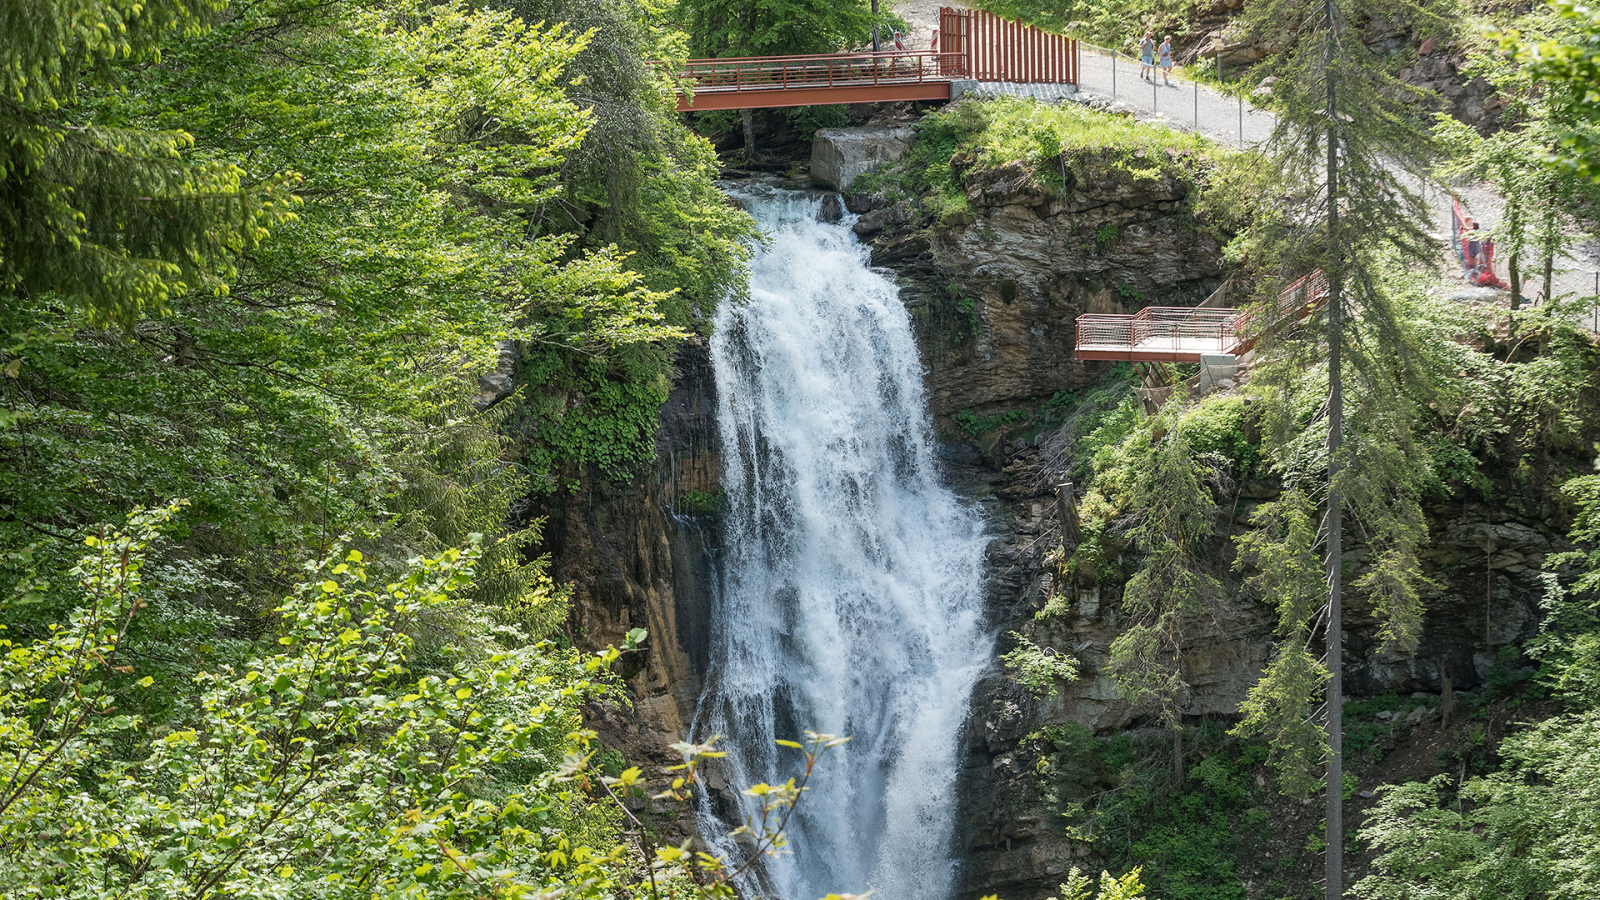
[
  {"xmin": 1075, "ymin": 271, "xmax": 1329, "ymax": 362},
  {"xmin": 671, "ymin": 7, "xmax": 1077, "ymax": 112}
]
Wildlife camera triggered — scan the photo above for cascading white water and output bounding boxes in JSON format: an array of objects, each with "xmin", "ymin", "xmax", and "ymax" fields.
[{"xmin": 697, "ymin": 183, "xmax": 992, "ymax": 900}]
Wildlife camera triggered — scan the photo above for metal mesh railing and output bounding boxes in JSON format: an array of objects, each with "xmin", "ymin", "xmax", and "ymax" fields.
[
  {"xmin": 677, "ymin": 51, "xmax": 964, "ymax": 93},
  {"xmin": 1075, "ymin": 270, "xmax": 1328, "ymax": 360}
]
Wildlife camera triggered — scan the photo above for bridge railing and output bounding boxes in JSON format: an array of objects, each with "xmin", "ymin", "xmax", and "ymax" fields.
[
  {"xmin": 1232, "ymin": 269, "xmax": 1328, "ymax": 353},
  {"xmin": 938, "ymin": 6, "xmax": 1078, "ymax": 85},
  {"xmin": 676, "ymin": 51, "xmax": 965, "ymax": 94},
  {"xmin": 1075, "ymin": 306, "xmax": 1239, "ymax": 359}
]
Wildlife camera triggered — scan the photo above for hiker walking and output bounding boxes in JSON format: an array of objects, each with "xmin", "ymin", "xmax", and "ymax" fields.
[
  {"xmin": 1159, "ymin": 35, "xmax": 1174, "ymax": 85},
  {"xmin": 1139, "ymin": 31, "xmax": 1156, "ymax": 81}
]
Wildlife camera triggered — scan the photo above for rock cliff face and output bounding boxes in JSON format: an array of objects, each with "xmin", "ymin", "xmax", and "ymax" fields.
[
  {"xmin": 533, "ymin": 339, "xmax": 724, "ymax": 816},
  {"xmin": 855, "ymin": 149, "xmax": 1227, "ymax": 421},
  {"xmin": 848, "ymin": 139, "xmax": 1585, "ymax": 900}
]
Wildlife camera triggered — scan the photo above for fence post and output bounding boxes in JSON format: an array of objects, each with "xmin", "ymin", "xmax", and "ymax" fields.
[
  {"xmin": 1194, "ymin": 74, "xmax": 1198, "ymax": 129},
  {"xmin": 1238, "ymin": 93, "xmax": 1243, "ymax": 145},
  {"xmin": 1113, "ymin": 48, "xmax": 1117, "ymax": 99},
  {"xmin": 1594, "ymin": 271, "xmax": 1598, "ymax": 332}
]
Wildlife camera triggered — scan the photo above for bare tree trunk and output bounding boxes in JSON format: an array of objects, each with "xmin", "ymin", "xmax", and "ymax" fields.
[
  {"xmin": 1509, "ymin": 249, "xmax": 1522, "ymax": 342},
  {"xmin": 1173, "ymin": 725, "xmax": 1185, "ymax": 786},
  {"xmin": 741, "ymin": 108, "xmax": 757, "ymax": 160},
  {"xmin": 1440, "ymin": 663, "xmax": 1454, "ymax": 728},
  {"xmin": 1509, "ymin": 251, "xmax": 1522, "ymax": 312},
  {"xmin": 1541, "ymin": 191, "xmax": 1558, "ymax": 307},
  {"xmin": 1323, "ymin": 2, "xmax": 1345, "ymax": 896},
  {"xmin": 873, "ymin": 0, "xmax": 881, "ymax": 52}
]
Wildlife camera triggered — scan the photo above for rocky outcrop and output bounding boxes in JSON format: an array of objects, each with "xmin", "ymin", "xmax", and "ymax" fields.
[
  {"xmin": 1185, "ymin": 4, "xmax": 1498, "ymax": 130},
  {"xmin": 473, "ymin": 340, "xmax": 518, "ymax": 410},
  {"xmin": 934, "ymin": 418, "xmax": 1577, "ymax": 900},
  {"xmin": 533, "ymin": 339, "xmax": 724, "ymax": 838},
  {"xmin": 862, "ymin": 148, "xmax": 1227, "ymax": 420},
  {"xmin": 811, "ymin": 126, "xmax": 915, "ymax": 191}
]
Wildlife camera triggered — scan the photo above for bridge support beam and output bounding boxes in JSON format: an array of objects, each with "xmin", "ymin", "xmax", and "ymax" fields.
[{"xmin": 677, "ymin": 81, "xmax": 952, "ymax": 112}]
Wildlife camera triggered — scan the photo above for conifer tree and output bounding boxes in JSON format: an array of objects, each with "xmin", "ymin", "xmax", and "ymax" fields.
[
  {"xmin": 1105, "ymin": 402, "xmax": 1227, "ymax": 783},
  {"xmin": 0, "ymin": 0, "xmax": 287, "ymax": 328},
  {"xmin": 1231, "ymin": 0, "xmax": 1449, "ymax": 894}
]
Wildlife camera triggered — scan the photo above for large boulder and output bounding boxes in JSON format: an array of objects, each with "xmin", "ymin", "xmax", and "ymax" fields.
[{"xmin": 810, "ymin": 126, "xmax": 914, "ymax": 191}]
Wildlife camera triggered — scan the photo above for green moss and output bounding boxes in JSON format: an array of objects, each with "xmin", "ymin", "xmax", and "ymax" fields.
[
  {"xmin": 954, "ymin": 407, "xmax": 1029, "ymax": 436},
  {"xmin": 674, "ymin": 488, "xmax": 728, "ymax": 515},
  {"xmin": 858, "ymin": 98, "xmax": 1226, "ymax": 219}
]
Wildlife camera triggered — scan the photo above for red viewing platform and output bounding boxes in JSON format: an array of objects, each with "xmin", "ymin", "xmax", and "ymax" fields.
[{"xmin": 1076, "ymin": 271, "xmax": 1330, "ymax": 362}]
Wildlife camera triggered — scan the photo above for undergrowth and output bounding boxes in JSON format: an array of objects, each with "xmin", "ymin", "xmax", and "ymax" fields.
[
  {"xmin": 1031, "ymin": 723, "xmax": 1287, "ymax": 900},
  {"xmin": 853, "ymin": 98, "xmax": 1217, "ymax": 207}
]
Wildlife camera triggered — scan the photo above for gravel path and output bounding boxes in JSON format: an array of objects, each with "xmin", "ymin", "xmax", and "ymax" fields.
[
  {"xmin": 894, "ymin": 1, "xmax": 1600, "ymax": 313},
  {"xmin": 893, "ymin": 0, "xmax": 948, "ymax": 51}
]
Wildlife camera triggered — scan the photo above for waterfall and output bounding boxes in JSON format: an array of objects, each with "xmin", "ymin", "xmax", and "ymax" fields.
[{"xmin": 697, "ymin": 184, "xmax": 992, "ymax": 900}]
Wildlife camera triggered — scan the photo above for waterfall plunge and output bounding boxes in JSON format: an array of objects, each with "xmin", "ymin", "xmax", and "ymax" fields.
[{"xmin": 697, "ymin": 185, "xmax": 992, "ymax": 900}]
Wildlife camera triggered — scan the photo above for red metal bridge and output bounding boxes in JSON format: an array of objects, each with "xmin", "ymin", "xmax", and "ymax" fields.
[
  {"xmin": 1075, "ymin": 271, "xmax": 1330, "ymax": 363},
  {"xmin": 671, "ymin": 8, "xmax": 1078, "ymax": 112}
]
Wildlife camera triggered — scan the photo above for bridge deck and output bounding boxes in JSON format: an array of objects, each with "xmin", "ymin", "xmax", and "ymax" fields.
[
  {"xmin": 670, "ymin": 9, "xmax": 1078, "ymax": 111},
  {"xmin": 674, "ymin": 52, "xmax": 960, "ymax": 111}
]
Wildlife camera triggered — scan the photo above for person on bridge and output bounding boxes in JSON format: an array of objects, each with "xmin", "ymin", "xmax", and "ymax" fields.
[
  {"xmin": 1140, "ymin": 32, "xmax": 1156, "ymax": 81},
  {"xmin": 1159, "ymin": 35, "xmax": 1174, "ymax": 86}
]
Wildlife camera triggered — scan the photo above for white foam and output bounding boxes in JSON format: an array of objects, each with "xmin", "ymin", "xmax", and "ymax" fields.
[{"xmin": 696, "ymin": 184, "xmax": 992, "ymax": 900}]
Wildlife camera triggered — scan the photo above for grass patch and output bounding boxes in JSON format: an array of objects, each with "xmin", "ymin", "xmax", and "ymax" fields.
[{"xmin": 854, "ymin": 97, "xmax": 1220, "ymax": 205}]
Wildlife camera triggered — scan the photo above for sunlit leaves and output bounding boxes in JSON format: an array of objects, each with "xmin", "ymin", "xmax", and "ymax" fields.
[
  {"xmin": 1500, "ymin": 0, "xmax": 1600, "ymax": 182},
  {"xmin": 0, "ymin": 514, "xmax": 628, "ymax": 897}
]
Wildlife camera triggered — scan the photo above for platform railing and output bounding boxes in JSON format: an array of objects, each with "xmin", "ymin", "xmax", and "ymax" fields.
[{"xmin": 1075, "ymin": 270, "xmax": 1329, "ymax": 361}]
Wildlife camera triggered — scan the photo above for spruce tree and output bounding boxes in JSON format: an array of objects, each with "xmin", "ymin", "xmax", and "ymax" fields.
[
  {"xmin": 1105, "ymin": 401, "xmax": 1227, "ymax": 784},
  {"xmin": 1231, "ymin": 0, "xmax": 1449, "ymax": 894},
  {"xmin": 0, "ymin": 0, "xmax": 286, "ymax": 329}
]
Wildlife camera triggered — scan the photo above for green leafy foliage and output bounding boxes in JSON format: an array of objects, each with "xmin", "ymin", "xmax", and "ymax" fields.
[
  {"xmin": 1030, "ymin": 724, "xmax": 1274, "ymax": 900},
  {"xmin": 1357, "ymin": 712, "xmax": 1600, "ymax": 900},
  {"xmin": 677, "ymin": 0, "xmax": 878, "ymax": 57},
  {"xmin": 971, "ymin": 0, "xmax": 1214, "ymax": 53},
  {"xmin": 1004, "ymin": 632, "xmax": 1081, "ymax": 699},
  {"xmin": 0, "ymin": 0, "xmax": 289, "ymax": 327},
  {"xmin": 954, "ymin": 408, "xmax": 1029, "ymax": 437},
  {"xmin": 1053, "ymin": 867, "xmax": 1149, "ymax": 900},
  {"xmin": 0, "ymin": 508, "xmax": 630, "ymax": 898},
  {"xmin": 0, "ymin": 0, "xmax": 752, "ymax": 892},
  {"xmin": 1500, "ymin": 0, "xmax": 1600, "ymax": 182}
]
